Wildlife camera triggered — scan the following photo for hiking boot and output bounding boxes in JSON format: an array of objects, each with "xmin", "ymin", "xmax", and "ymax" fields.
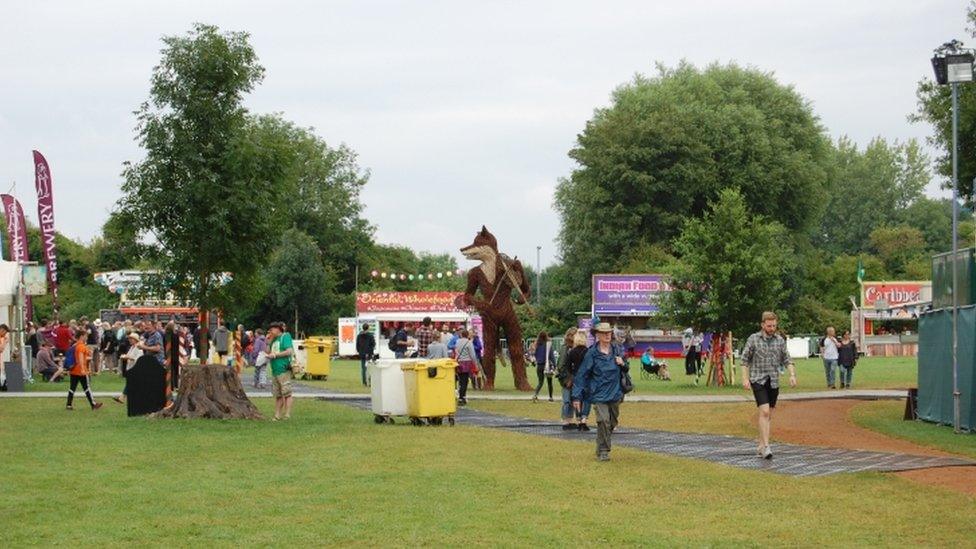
[
  {"xmin": 92, "ymin": 402, "xmax": 104, "ymax": 411},
  {"xmin": 762, "ymin": 446, "xmax": 773, "ymax": 460}
]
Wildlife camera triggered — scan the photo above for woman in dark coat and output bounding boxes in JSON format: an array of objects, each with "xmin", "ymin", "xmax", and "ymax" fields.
[
  {"xmin": 559, "ymin": 330, "xmax": 592, "ymax": 431},
  {"xmin": 838, "ymin": 330, "xmax": 858, "ymax": 389}
]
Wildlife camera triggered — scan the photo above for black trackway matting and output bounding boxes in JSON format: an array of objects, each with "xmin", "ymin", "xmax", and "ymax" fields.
[{"xmin": 334, "ymin": 397, "xmax": 974, "ymax": 477}]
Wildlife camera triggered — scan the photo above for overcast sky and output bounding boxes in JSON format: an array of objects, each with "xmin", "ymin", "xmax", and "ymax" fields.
[{"xmin": 0, "ymin": 1, "xmax": 967, "ymax": 269}]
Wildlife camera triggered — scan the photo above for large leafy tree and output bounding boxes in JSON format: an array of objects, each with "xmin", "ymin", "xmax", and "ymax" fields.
[
  {"xmin": 817, "ymin": 137, "xmax": 929, "ymax": 255},
  {"xmin": 118, "ymin": 24, "xmax": 282, "ymax": 355},
  {"xmin": 249, "ymin": 115, "xmax": 374, "ymax": 296},
  {"xmin": 912, "ymin": 1, "xmax": 976, "ymax": 198},
  {"xmin": 263, "ymin": 229, "xmax": 335, "ymax": 334},
  {"xmin": 658, "ymin": 188, "xmax": 796, "ymax": 339},
  {"xmin": 555, "ymin": 62, "xmax": 830, "ymax": 293}
]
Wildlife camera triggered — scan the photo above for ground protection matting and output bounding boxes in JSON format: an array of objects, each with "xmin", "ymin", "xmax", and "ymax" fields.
[{"xmin": 337, "ymin": 398, "xmax": 974, "ymax": 477}]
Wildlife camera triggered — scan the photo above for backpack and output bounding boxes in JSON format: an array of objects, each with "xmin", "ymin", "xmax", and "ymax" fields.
[
  {"xmin": 388, "ymin": 332, "xmax": 400, "ymax": 352},
  {"xmin": 63, "ymin": 344, "xmax": 77, "ymax": 369}
]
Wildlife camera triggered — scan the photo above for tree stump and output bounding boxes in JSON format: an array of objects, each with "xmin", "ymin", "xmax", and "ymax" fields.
[{"xmin": 154, "ymin": 364, "xmax": 262, "ymax": 419}]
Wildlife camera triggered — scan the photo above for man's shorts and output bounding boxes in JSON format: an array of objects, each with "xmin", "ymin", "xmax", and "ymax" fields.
[
  {"xmin": 272, "ymin": 371, "xmax": 293, "ymax": 398},
  {"xmin": 751, "ymin": 377, "xmax": 779, "ymax": 408}
]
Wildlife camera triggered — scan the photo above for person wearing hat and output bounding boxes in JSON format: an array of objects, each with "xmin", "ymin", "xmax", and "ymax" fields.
[
  {"xmin": 572, "ymin": 322, "xmax": 629, "ymax": 462},
  {"xmin": 112, "ymin": 331, "xmax": 144, "ymax": 405}
]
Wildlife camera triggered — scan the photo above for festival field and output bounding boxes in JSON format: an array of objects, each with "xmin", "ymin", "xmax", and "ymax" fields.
[{"xmin": 4, "ymin": 356, "xmax": 975, "ymax": 547}]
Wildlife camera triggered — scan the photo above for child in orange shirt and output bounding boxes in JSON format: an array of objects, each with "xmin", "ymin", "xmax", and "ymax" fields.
[{"xmin": 66, "ymin": 329, "xmax": 102, "ymax": 411}]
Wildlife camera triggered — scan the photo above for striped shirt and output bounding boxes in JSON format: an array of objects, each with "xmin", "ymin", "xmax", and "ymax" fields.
[{"xmin": 740, "ymin": 331, "xmax": 790, "ymax": 388}]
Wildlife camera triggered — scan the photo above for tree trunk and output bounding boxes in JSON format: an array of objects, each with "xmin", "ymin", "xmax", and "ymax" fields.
[{"xmin": 154, "ymin": 364, "xmax": 262, "ymax": 419}]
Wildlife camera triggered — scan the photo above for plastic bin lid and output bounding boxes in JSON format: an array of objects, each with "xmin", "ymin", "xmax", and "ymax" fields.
[
  {"xmin": 374, "ymin": 359, "xmax": 417, "ymax": 369},
  {"xmin": 400, "ymin": 359, "xmax": 458, "ymax": 371}
]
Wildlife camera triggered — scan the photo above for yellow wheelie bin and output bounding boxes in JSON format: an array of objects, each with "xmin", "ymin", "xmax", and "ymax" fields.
[
  {"xmin": 400, "ymin": 359, "xmax": 457, "ymax": 426},
  {"xmin": 304, "ymin": 336, "xmax": 333, "ymax": 380}
]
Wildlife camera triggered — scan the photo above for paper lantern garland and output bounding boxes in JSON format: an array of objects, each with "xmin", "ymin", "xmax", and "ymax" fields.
[{"xmin": 367, "ymin": 268, "xmax": 466, "ymax": 282}]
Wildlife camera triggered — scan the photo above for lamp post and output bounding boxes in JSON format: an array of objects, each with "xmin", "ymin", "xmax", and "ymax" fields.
[{"xmin": 931, "ymin": 40, "xmax": 974, "ymax": 434}]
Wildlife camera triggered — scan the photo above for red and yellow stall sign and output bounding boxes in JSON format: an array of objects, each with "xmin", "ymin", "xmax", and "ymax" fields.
[
  {"xmin": 356, "ymin": 292, "xmax": 465, "ymax": 313},
  {"xmin": 861, "ymin": 281, "xmax": 931, "ymax": 309}
]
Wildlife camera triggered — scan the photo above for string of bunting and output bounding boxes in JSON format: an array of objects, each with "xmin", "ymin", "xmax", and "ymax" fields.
[{"xmin": 369, "ymin": 268, "xmax": 465, "ymax": 282}]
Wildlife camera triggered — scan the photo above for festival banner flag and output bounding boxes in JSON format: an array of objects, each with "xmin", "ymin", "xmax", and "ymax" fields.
[
  {"xmin": 1, "ymin": 194, "xmax": 33, "ymax": 321},
  {"xmin": 32, "ymin": 150, "xmax": 59, "ymax": 311}
]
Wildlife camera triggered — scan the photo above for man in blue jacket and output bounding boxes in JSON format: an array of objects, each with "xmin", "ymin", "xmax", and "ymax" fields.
[{"xmin": 572, "ymin": 322, "xmax": 628, "ymax": 462}]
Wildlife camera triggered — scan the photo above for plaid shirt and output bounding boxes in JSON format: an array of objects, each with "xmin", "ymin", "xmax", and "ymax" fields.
[
  {"xmin": 416, "ymin": 326, "xmax": 435, "ymax": 357},
  {"xmin": 740, "ymin": 331, "xmax": 790, "ymax": 388}
]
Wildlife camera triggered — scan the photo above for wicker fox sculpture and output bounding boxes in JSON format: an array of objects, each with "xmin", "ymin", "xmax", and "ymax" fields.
[{"xmin": 458, "ymin": 226, "xmax": 532, "ymax": 391}]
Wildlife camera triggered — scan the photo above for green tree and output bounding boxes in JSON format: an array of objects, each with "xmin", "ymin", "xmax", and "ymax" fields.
[
  {"xmin": 869, "ymin": 225, "xmax": 927, "ymax": 277},
  {"xmin": 658, "ymin": 188, "xmax": 796, "ymax": 339},
  {"xmin": 555, "ymin": 62, "xmax": 830, "ymax": 293},
  {"xmin": 90, "ymin": 210, "xmax": 152, "ymax": 272},
  {"xmin": 896, "ymin": 197, "xmax": 953, "ymax": 254},
  {"xmin": 818, "ymin": 137, "xmax": 929, "ymax": 255},
  {"xmin": 263, "ymin": 229, "xmax": 335, "ymax": 334},
  {"xmin": 118, "ymin": 24, "xmax": 279, "ymax": 355},
  {"xmin": 249, "ymin": 115, "xmax": 374, "ymax": 295},
  {"xmin": 912, "ymin": 1, "xmax": 976, "ymax": 198}
]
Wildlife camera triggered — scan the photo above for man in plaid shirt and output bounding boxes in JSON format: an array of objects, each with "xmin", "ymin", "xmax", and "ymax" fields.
[
  {"xmin": 416, "ymin": 317, "xmax": 436, "ymax": 358},
  {"xmin": 740, "ymin": 311, "xmax": 797, "ymax": 460}
]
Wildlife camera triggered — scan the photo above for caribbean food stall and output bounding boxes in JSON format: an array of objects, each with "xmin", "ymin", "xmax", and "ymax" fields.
[{"xmin": 852, "ymin": 280, "xmax": 931, "ymax": 357}]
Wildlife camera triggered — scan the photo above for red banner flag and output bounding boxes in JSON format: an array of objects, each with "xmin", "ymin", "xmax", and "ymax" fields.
[
  {"xmin": 32, "ymin": 150, "xmax": 59, "ymax": 312},
  {"xmin": 1, "ymin": 194, "xmax": 33, "ymax": 321}
]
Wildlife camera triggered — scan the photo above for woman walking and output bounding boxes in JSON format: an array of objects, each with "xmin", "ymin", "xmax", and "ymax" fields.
[
  {"xmin": 838, "ymin": 330, "xmax": 858, "ymax": 389},
  {"xmin": 559, "ymin": 330, "xmax": 591, "ymax": 431},
  {"xmin": 531, "ymin": 331, "xmax": 557, "ymax": 402},
  {"xmin": 572, "ymin": 322, "xmax": 626, "ymax": 461},
  {"xmin": 454, "ymin": 329, "xmax": 480, "ymax": 406}
]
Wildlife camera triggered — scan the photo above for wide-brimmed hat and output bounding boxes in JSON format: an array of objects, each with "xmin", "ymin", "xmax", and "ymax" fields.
[
  {"xmin": 594, "ymin": 322, "xmax": 613, "ymax": 333},
  {"xmin": 127, "ymin": 332, "xmax": 140, "ymax": 341}
]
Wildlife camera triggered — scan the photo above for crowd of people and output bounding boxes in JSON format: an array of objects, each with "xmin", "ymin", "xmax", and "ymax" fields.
[
  {"xmin": 18, "ymin": 310, "xmax": 866, "ymax": 461},
  {"xmin": 22, "ymin": 316, "xmax": 298, "ymax": 419}
]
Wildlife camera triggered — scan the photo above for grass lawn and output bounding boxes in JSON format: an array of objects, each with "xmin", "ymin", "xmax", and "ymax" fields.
[
  {"xmin": 1, "ymin": 398, "xmax": 973, "ymax": 546},
  {"xmin": 851, "ymin": 400, "xmax": 976, "ymax": 459}
]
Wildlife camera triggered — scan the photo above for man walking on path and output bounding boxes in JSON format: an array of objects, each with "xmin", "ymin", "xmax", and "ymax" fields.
[
  {"xmin": 740, "ymin": 311, "xmax": 796, "ymax": 460},
  {"xmin": 820, "ymin": 326, "xmax": 840, "ymax": 389}
]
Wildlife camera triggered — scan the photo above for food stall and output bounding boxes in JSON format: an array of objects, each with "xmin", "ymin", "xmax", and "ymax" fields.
[
  {"xmin": 354, "ymin": 292, "xmax": 477, "ymax": 359},
  {"xmin": 583, "ymin": 274, "xmax": 687, "ymax": 357},
  {"xmin": 852, "ymin": 281, "xmax": 931, "ymax": 357}
]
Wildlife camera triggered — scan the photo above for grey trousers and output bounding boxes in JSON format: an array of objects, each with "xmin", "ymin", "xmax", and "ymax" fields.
[
  {"xmin": 594, "ymin": 401, "xmax": 620, "ymax": 456},
  {"xmin": 253, "ymin": 364, "xmax": 267, "ymax": 387}
]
